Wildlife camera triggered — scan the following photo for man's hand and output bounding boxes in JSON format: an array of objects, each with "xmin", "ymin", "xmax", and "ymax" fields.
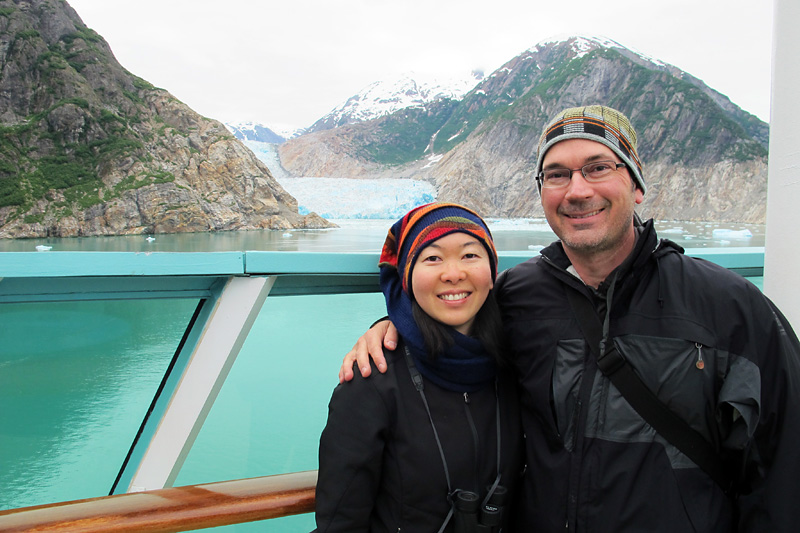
[{"xmin": 339, "ymin": 320, "xmax": 398, "ymax": 383}]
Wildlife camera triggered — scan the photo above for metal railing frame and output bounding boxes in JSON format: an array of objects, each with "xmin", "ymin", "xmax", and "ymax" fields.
[{"xmin": 0, "ymin": 249, "xmax": 765, "ymax": 529}]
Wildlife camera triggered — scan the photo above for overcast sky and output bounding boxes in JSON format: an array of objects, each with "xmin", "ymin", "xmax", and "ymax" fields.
[{"xmin": 66, "ymin": 0, "xmax": 774, "ymax": 134}]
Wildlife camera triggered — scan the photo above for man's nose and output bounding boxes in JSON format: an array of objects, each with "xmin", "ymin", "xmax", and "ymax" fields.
[{"xmin": 564, "ymin": 170, "xmax": 594, "ymax": 199}]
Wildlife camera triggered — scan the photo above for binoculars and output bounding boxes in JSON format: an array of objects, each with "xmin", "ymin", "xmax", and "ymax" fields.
[{"xmin": 452, "ymin": 485, "xmax": 508, "ymax": 533}]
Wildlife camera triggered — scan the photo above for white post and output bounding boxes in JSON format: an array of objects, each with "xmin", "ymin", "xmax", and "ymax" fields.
[
  {"xmin": 764, "ymin": 0, "xmax": 800, "ymax": 329},
  {"xmin": 127, "ymin": 275, "xmax": 274, "ymax": 491}
]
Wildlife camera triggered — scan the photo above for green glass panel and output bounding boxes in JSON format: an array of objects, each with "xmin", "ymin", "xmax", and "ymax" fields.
[
  {"xmin": 176, "ymin": 292, "xmax": 387, "ymax": 532},
  {"xmin": 0, "ymin": 298, "xmax": 198, "ymax": 510}
]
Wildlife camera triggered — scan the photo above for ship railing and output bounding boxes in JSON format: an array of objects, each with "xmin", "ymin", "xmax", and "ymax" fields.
[
  {"xmin": 0, "ymin": 470, "xmax": 317, "ymax": 532},
  {"xmin": 0, "ymin": 248, "xmax": 765, "ymax": 530}
]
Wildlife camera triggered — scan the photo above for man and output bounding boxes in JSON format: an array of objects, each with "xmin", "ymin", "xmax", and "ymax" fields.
[{"xmin": 342, "ymin": 105, "xmax": 800, "ymax": 531}]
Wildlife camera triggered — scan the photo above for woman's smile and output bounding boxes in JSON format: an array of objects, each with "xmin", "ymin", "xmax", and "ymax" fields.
[{"xmin": 412, "ymin": 232, "xmax": 493, "ymax": 335}]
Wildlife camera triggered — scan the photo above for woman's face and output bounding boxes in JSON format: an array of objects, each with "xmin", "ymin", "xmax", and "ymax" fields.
[{"xmin": 411, "ymin": 232, "xmax": 494, "ymax": 335}]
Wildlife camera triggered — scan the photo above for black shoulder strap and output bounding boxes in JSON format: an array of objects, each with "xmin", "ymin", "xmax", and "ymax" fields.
[{"xmin": 565, "ymin": 288, "xmax": 733, "ymax": 493}]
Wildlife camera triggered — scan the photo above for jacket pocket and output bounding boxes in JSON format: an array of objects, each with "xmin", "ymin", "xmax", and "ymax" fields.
[{"xmin": 552, "ymin": 338, "xmax": 586, "ymax": 451}]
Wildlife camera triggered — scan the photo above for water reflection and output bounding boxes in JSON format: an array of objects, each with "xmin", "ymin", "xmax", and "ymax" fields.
[
  {"xmin": 0, "ymin": 219, "xmax": 766, "ymax": 253},
  {"xmin": 0, "ymin": 299, "xmax": 197, "ymax": 509}
]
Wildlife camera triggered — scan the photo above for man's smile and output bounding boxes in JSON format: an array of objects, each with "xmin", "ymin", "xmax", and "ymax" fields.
[{"xmin": 564, "ymin": 208, "xmax": 604, "ymax": 219}]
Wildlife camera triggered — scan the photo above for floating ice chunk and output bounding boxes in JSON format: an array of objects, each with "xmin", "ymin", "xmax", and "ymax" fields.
[
  {"xmin": 711, "ymin": 229, "xmax": 753, "ymax": 239},
  {"xmin": 660, "ymin": 227, "xmax": 684, "ymax": 234}
]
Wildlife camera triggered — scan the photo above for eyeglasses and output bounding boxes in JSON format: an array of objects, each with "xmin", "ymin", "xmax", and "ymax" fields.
[{"xmin": 536, "ymin": 160, "xmax": 627, "ymax": 189}]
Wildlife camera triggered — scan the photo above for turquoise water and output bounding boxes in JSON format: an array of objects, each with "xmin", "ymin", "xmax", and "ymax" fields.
[
  {"xmin": 0, "ymin": 218, "xmax": 767, "ymax": 253},
  {"xmin": 0, "ymin": 292, "xmax": 386, "ymax": 531},
  {"xmin": 174, "ymin": 293, "xmax": 387, "ymax": 531},
  {"xmin": 0, "ymin": 220, "xmax": 765, "ymax": 530},
  {"xmin": 0, "ymin": 299, "xmax": 197, "ymax": 509}
]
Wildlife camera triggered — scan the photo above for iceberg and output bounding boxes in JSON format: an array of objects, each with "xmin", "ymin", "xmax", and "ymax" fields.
[{"xmin": 711, "ymin": 229, "xmax": 753, "ymax": 239}]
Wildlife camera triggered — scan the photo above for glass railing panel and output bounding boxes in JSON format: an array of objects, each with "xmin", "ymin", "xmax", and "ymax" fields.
[
  {"xmin": 175, "ymin": 292, "xmax": 387, "ymax": 532},
  {"xmin": 0, "ymin": 298, "xmax": 199, "ymax": 510},
  {"xmin": 747, "ymin": 276, "xmax": 764, "ymax": 291}
]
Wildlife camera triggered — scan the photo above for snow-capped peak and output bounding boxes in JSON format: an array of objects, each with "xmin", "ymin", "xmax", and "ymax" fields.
[
  {"xmin": 531, "ymin": 34, "xmax": 666, "ymax": 68},
  {"xmin": 315, "ymin": 70, "xmax": 483, "ymax": 129},
  {"xmin": 225, "ymin": 122, "xmax": 305, "ymax": 143},
  {"xmin": 532, "ymin": 34, "xmax": 624, "ymax": 55}
]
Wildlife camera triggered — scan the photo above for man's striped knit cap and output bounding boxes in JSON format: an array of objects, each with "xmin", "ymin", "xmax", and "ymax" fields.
[
  {"xmin": 379, "ymin": 202, "xmax": 498, "ymax": 296},
  {"xmin": 535, "ymin": 105, "xmax": 646, "ymax": 194}
]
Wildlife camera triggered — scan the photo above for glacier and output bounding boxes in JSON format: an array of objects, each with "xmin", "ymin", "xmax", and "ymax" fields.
[
  {"xmin": 278, "ymin": 178, "xmax": 436, "ymax": 219},
  {"xmin": 243, "ymin": 140, "xmax": 436, "ymax": 219}
]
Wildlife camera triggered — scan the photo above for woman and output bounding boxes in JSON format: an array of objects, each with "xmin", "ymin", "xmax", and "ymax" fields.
[{"xmin": 314, "ymin": 203, "xmax": 522, "ymax": 533}]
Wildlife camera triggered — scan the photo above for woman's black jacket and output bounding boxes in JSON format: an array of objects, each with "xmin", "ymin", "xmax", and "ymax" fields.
[{"xmin": 314, "ymin": 340, "xmax": 523, "ymax": 532}]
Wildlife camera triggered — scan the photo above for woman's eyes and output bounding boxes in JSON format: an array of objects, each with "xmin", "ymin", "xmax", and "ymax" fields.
[{"xmin": 421, "ymin": 252, "xmax": 480, "ymax": 263}]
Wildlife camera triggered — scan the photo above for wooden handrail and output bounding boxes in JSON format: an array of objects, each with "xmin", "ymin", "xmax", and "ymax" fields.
[{"xmin": 0, "ymin": 470, "xmax": 317, "ymax": 533}]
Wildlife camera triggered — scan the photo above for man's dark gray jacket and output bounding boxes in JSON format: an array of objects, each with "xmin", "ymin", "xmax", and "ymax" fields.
[{"xmin": 496, "ymin": 219, "xmax": 800, "ymax": 532}]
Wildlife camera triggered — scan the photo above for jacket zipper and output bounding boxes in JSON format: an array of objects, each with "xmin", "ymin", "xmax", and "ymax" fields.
[
  {"xmin": 542, "ymin": 254, "xmax": 607, "ymax": 530},
  {"xmin": 463, "ymin": 392, "xmax": 481, "ymax": 490},
  {"xmin": 565, "ymin": 291, "xmax": 601, "ymax": 531}
]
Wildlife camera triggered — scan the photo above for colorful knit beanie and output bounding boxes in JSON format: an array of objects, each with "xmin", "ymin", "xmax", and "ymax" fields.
[
  {"xmin": 535, "ymin": 105, "xmax": 645, "ymax": 194},
  {"xmin": 378, "ymin": 202, "xmax": 499, "ymax": 392},
  {"xmin": 379, "ymin": 202, "xmax": 498, "ymax": 297}
]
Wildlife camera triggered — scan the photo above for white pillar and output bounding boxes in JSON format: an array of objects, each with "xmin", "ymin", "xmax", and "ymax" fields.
[
  {"xmin": 764, "ymin": 0, "xmax": 800, "ymax": 329},
  {"xmin": 127, "ymin": 276, "xmax": 274, "ymax": 491}
]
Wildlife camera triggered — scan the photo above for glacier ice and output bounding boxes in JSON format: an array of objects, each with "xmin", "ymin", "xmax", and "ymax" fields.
[
  {"xmin": 278, "ymin": 177, "xmax": 436, "ymax": 219},
  {"xmin": 243, "ymin": 140, "xmax": 437, "ymax": 218}
]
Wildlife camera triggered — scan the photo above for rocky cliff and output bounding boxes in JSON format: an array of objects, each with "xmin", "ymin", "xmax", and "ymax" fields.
[
  {"xmin": 278, "ymin": 37, "xmax": 769, "ymax": 223},
  {"xmin": 0, "ymin": 0, "xmax": 330, "ymax": 238}
]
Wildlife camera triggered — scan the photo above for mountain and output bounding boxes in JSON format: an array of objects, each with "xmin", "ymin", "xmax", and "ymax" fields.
[
  {"xmin": 0, "ymin": 0, "xmax": 329, "ymax": 238},
  {"xmin": 225, "ymin": 122, "xmax": 308, "ymax": 144},
  {"xmin": 306, "ymin": 71, "xmax": 484, "ymax": 134},
  {"xmin": 278, "ymin": 36, "xmax": 768, "ymax": 223},
  {"xmin": 225, "ymin": 122, "xmax": 286, "ymax": 144}
]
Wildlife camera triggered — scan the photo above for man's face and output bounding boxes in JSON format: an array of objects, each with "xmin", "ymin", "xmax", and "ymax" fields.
[{"xmin": 539, "ymin": 138, "xmax": 644, "ymax": 258}]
